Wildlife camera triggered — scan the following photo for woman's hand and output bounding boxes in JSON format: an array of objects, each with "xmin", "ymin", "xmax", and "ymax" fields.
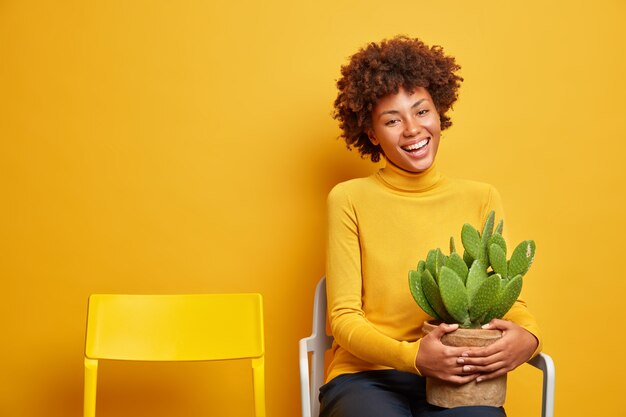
[
  {"xmin": 456, "ymin": 319, "xmax": 539, "ymax": 382},
  {"xmin": 415, "ymin": 323, "xmax": 480, "ymax": 385}
]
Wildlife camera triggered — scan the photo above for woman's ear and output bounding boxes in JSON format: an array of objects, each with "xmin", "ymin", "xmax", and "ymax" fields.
[{"xmin": 367, "ymin": 129, "xmax": 379, "ymax": 146}]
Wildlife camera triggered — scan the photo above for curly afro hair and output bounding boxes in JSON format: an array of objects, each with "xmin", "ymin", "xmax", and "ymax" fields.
[{"xmin": 333, "ymin": 36, "xmax": 463, "ymax": 162}]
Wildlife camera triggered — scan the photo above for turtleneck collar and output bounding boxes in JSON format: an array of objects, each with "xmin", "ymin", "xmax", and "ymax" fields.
[{"xmin": 376, "ymin": 161, "xmax": 442, "ymax": 192}]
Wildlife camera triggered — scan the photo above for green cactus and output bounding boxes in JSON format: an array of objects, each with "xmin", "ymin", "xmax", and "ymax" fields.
[
  {"xmin": 425, "ymin": 249, "xmax": 443, "ymax": 281},
  {"xmin": 489, "ymin": 233, "xmax": 507, "ymax": 255},
  {"xmin": 508, "ymin": 240, "xmax": 535, "ymax": 278},
  {"xmin": 495, "ymin": 219, "xmax": 504, "ymax": 235},
  {"xmin": 439, "ymin": 266, "xmax": 471, "ymax": 326},
  {"xmin": 483, "ymin": 275, "xmax": 523, "ymax": 323},
  {"xmin": 465, "ymin": 260, "xmax": 487, "ymax": 298},
  {"xmin": 409, "ymin": 269, "xmax": 438, "ymax": 319},
  {"xmin": 446, "ymin": 252, "xmax": 469, "ymax": 284},
  {"xmin": 479, "ymin": 211, "xmax": 496, "ymax": 264},
  {"xmin": 461, "ymin": 224, "xmax": 480, "ymax": 260},
  {"xmin": 408, "ymin": 211, "xmax": 536, "ymax": 328},
  {"xmin": 469, "ymin": 274, "xmax": 501, "ymax": 323},
  {"xmin": 488, "ymin": 244, "xmax": 508, "ymax": 277},
  {"xmin": 420, "ymin": 269, "xmax": 454, "ymax": 323}
]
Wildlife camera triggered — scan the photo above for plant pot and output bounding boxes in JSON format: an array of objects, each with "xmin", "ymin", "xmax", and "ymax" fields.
[{"xmin": 422, "ymin": 321, "xmax": 507, "ymax": 408}]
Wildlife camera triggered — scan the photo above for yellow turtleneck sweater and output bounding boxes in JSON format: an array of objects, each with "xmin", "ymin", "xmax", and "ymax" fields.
[{"xmin": 325, "ymin": 163, "xmax": 542, "ymax": 383}]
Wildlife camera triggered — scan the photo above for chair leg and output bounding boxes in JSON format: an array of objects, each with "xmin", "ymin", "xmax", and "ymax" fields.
[
  {"xmin": 251, "ymin": 357, "xmax": 266, "ymax": 417},
  {"xmin": 528, "ymin": 353, "xmax": 555, "ymax": 417},
  {"xmin": 84, "ymin": 358, "xmax": 99, "ymax": 417}
]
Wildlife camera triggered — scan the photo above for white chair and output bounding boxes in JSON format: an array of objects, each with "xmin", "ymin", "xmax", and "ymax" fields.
[{"xmin": 299, "ymin": 277, "xmax": 555, "ymax": 417}]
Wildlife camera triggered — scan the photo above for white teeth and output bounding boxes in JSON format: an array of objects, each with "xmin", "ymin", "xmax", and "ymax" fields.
[{"xmin": 404, "ymin": 139, "xmax": 429, "ymax": 151}]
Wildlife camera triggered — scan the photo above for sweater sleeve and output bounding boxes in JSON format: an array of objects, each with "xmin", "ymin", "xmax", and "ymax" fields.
[
  {"xmin": 483, "ymin": 186, "xmax": 543, "ymax": 357},
  {"xmin": 326, "ymin": 184, "xmax": 422, "ymax": 374}
]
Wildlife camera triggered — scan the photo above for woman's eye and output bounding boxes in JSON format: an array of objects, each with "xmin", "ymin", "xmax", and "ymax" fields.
[
  {"xmin": 384, "ymin": 119, "xmax": 400, "ymax": 126},
  {"xmin": 417, "ymin": 109, "xmax": 429, "ymax": 116}
]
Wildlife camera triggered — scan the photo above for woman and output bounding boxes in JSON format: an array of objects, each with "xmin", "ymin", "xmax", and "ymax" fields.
[{"xmin": 322, "ymin": 36, "xmax": 541, "ymax": 417}]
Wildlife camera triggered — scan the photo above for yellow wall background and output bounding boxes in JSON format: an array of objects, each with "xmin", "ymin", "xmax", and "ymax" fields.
[{"xmin": 1, "ymin": 1, "xmax": 624, "ymax": 416}]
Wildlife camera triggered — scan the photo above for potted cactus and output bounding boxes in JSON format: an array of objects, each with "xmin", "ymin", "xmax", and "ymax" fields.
[{"xmin": 408, "ymin": 211, "xmax": 536, "ymax": 407}]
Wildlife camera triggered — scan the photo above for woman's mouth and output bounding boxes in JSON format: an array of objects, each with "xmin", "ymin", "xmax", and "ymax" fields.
[{"xmin": 402, "ymin": 138, "xmax": 430, "ymax": 155}]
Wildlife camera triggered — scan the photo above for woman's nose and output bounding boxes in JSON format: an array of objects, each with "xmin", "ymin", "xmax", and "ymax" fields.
[{"xmin": 404, "ymin": 120, "xmax": 420, "ymax": 137}]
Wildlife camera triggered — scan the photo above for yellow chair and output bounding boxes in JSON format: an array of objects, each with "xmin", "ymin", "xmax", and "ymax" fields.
[{"xmin": 84, "ymin": 293, "xmax": 265, "ymax": 417}]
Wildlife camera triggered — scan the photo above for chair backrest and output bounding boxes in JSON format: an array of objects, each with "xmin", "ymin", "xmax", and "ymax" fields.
[
  {"xmin": 299, "ymin": 277, "xmax": 555, "ymax": 417},
  {"xmin": 299, "ymin": 277, "xmax": 333, "ymax": 417},
  {"xmin": 84, "ymin": 293, "xmax": 265, "ymax": 417}
]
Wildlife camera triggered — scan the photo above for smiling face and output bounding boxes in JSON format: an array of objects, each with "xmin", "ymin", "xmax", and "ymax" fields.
[{"xmin": 368, "ymin": 87, "xmax": 441, "ymax": 173}]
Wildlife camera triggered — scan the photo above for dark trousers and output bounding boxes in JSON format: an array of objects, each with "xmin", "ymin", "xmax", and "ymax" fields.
[{"xmin": 319, "ymin": 370, "xmax": 506, "ymax": 417}]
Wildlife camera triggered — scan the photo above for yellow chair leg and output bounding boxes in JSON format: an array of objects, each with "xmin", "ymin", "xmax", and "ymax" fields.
[
  {"xmin": 84, "ymin": 358, "xmax": 99, "ymax": 417},
  {"xmin": 252, "ymin": 357, "xmax": 266, "ymax": 417}
]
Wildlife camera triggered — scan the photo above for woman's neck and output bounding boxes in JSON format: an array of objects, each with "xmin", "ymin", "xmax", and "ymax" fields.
[{"xmin": 376, "ymin": 160, "xmax": 442, "ymax": 192}]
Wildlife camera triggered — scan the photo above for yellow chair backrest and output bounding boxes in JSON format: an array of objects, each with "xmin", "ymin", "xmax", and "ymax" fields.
[{"xmin": 83, "ymin": 293, "xmax": 265, "ymax": 417}]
